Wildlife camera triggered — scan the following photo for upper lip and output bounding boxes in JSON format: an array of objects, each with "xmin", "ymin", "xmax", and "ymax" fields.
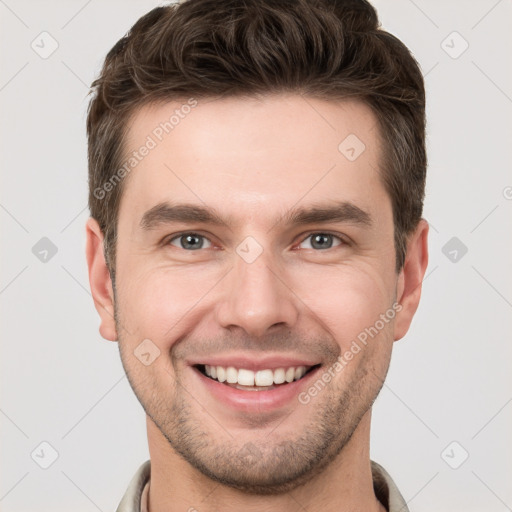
[{"xmin": 188, "ymin": 354, "xmax": 322, "ymax": 372}]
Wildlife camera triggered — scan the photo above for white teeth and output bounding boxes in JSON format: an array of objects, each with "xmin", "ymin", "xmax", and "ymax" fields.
[
  {"xmin": 273, "ymin": 368, "xmax": 286, "ymax": 384},
  {"xmin": 226, "ymin": 366, "xmax": 238, "ymax": 384},
  {"xmin": 238, "ymin": 369, "xmax": 255, "ymax": 386},
  {"xmin": 202, "ymin": 364, "xmax": 313, "ymax": 387},
  {"xmin": 294, "ymin": 366, "xmax": 306, "ymax": 380},
  {"xmin": 255, "ymin": 369, "xmax": 274, "ymax": 386},
  {"xmin": 216, "ymin": 366, "xmax": 226, "ymax": 382}
]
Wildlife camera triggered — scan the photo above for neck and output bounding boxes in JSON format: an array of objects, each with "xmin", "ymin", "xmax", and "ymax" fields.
[{"xmin": 145, "ymin": 410, "xmax": 386, "ymax": 512}]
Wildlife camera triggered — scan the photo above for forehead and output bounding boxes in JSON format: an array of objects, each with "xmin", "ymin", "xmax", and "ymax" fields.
[{"xmin": 118, "ymin": 94, "xmax": 388, "ymax": 230}]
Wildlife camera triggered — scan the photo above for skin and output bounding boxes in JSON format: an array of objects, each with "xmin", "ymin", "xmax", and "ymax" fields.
[{"xmin": 86, "ymin": 94, "xmax": 428, "ymax": 512}]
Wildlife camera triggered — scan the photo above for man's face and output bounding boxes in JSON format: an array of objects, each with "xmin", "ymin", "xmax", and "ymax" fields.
[{"xmin": 96, "ymin": 95, "xmax": 418, "ymax": 493}]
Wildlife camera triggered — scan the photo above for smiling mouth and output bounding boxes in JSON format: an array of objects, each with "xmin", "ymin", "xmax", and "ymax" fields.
[{"xmin": 195, "ymin": 364, "xmax": 321, "ymax": 391}]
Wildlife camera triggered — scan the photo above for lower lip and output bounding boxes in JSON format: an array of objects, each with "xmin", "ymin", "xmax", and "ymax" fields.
[{"xmin": 192, "ymin": 366, "xmax": 321, "ymax": 412}]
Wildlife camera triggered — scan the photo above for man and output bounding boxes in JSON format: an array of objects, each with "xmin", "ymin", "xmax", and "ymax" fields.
[{"xmin": 85, "ymin": 0, "xmax": 428, "ymax": 510}]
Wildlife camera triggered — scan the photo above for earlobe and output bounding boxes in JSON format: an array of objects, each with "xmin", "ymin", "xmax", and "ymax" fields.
[
  {"xmin": 394, "ymin": 219, "xmax": 429, "ymax": 341},
  {"xmin": 85, "ymin": 217, "xmax": 118, "ymax": 342}
]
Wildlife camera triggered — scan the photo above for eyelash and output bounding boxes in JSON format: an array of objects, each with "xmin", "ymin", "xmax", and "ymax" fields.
[{"xmin": 164, "ymin": 231, "xmax": 350, "ymax": 251}]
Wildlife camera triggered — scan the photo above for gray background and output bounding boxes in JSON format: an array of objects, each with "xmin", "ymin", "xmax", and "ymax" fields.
[{"xmin": 1, "ymin": 0, "xmax": 511, "ymax": 510}]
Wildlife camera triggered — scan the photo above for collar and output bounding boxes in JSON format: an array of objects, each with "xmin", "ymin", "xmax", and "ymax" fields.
[{"xmin": 116, "ymin": 459, "xmax": 409, "ymax": 512}]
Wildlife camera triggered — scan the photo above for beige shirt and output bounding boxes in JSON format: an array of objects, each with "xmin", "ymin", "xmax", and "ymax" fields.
[{"xmin": 116, "ymin": 459, "xmax": 409, "ymax": 512}]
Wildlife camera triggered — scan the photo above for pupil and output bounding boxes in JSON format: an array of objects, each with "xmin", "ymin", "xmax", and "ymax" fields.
[
  {"xmin": 183, "ymin": 234, "xmax": 202, "ymax": 250},
  {"xmin": 312, "ymin": 234, "xmax": 332, "ymax": 249}
]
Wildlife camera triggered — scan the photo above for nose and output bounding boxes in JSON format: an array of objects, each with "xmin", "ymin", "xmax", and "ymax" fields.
[{"xmin": 215, "ymin": 248, "xmax": 299, "ymax": 338}]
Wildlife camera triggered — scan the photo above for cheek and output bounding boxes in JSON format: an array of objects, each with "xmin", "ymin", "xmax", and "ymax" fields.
[
  {"xmin": 116, "ymin": 265, "xmax": 216, "ymax": 343},
  {"xmin": 292, "ymin": 263, "xmax": 393, "ymax": 346}
]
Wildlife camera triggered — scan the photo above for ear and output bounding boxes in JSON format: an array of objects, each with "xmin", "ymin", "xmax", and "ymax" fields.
[
  {"xmin": 394, "ymin": 219, "xmax": 429, "ymax": 341},
  {"xmin": 85, "ymin": 217, "xmax": 118, "ymax": 341}
]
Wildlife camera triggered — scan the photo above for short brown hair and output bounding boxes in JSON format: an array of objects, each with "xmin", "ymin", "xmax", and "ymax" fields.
[{"xmin": 87, "ymin": 0, "xmax": 426, "ymax": 281}]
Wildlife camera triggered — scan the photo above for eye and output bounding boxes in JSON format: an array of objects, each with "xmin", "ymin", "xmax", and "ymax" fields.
[
  {"xmin": 298, "ymin": 233, "xmax": 344, "ymax": 250},
  {"xmin": 168, "ymin": 232, "xmax": 212, "ymax": 250}
]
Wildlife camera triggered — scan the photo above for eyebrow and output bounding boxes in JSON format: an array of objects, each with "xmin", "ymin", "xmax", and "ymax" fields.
[
  {"xmin": 140, "ymin": 202, "xmax": 228, "ymax": 230},
  {"xmin": 139, "ymin": 200, "xmax": 373, "ymax": 231},
  {"xmin": 280, "ymin": 201, "xmax": 373, "ymax": 228}
]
